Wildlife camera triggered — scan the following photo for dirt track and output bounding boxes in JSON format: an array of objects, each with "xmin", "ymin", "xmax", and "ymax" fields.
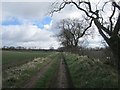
[
  {"xmin": 23, "ymin": 53, "xmax": 74, "ymax": 88},
  {"xmin": 49, "ymin": 54, "xmax": 74, "ymax": 88},
  {"xmin": 23, "ymin": 59, "xmax": 53, "ymax": 88},
  {"xmin": 55, "ymin": 58, "xmax": 70, "ymax": 88}
]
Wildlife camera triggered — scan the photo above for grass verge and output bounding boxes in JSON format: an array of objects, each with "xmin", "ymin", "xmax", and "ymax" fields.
[{"xmin": 64, "ymin": 53, "xmax": 118, "ymax": 88}]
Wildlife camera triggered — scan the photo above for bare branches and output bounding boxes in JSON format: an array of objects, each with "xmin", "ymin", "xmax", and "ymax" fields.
[
  {"xmin": 112, "ymin": 14, "xmax": 120, "ymax": 37},
  {"xmin": 93, "ymin": 19, "xmax": 110, "ymax": 45},
  {"xmin": 51, "ymin": 0, "xmax": 106, "ymax": 20},
  {"xmin": 50, "ymin": 1, "xmax": 95, "ymax": 18},
  {"xmin": 51, "ymin": 0, "xmax": 120, "ymax": 47},
  {"xmin": 112, "ymin": 2, "xmax": 120, "ymax": 10},
  {"xmin": 58, "ymin": 18, "xmax": 89, "ymax": 47},
  {"xmin": 51, "ymin": 0, "xmax": 114, "ymax": 37},
  {"xmin": 109, "ymin": 5, "xmax": 116, "ymax": 32},
  {"xmin": 101, "ymin": 1, "xmax": 111, "ymax": 12},
  {"xmin": 71, "ymin": 1, "xmax": 94, "ymax": 18},
  {"xmin": 98, "ymin": 25, "xmax": 110, "ymax": 46},
  {"xmin": 82, "ymin": 1, "xmax": 98, "ymax": 17},
  {"xmin": 81, "ymin": 18, "xmax": 93, "ymax": 37},
  {"xmin": 94, "ymin": 18, "xmax": 112, "ymax": 36},
  {"xmin": 50, "ymin": 2, "xmax": 68, "ymax": 16},
  {"xmin": 72, "ymin": 2, "xmax": 89, "ymax": 17}
]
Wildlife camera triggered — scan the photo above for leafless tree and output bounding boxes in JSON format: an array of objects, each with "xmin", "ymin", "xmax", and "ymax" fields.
[
  {"xmin": 50, "ymin": 0, "xmax": 120, "ymax": 69},
  {"xmin": 57, "ymin": 18, "xmax": 90, "ymax": 50}
]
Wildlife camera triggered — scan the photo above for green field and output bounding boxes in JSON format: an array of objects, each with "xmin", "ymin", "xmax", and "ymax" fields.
[
  {"xmin": 2, "ymin": 50, "xmax": 54, "ymax": 70},
  {"xmin": 2, "ymin": 50, "xmax": 60, "ymax": 88},
  {"xmin": 2, "ymin": 50, "xmax": 53, "ymax": 65}
]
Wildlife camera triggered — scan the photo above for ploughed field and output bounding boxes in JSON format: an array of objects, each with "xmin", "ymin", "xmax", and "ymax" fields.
[{"xmin": 2, "ymin": 50, "xmax": 118, "ymax": 88}]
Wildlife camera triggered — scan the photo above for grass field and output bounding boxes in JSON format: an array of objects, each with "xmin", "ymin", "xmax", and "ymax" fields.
[
  {"xmin": 2, "ymin": 50, "xmax": 54, "ymax": 70},
  {"xmin": 2, "ymin": 50, "xmax": 53, "ymax": 65},
  {"xmin": 64, "ymin": 53, "xmax": 118, "ymax": 88},
  {"xmin": 2, "ymin": 50, "xmax": 59, "ymax": 88}
]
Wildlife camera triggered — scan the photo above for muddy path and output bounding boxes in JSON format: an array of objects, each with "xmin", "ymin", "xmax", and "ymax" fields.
[
  {"xmin": 49, "ymin": 53, "xmax": 74, "ymax": 88},
  {"xmin": 23, "ymin": 59, "xmax": 53, "ymax": 88}
]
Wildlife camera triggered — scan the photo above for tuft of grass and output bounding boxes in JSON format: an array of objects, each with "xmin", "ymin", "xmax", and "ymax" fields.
[{"xmin": 64, "ymin": 53, "xmax": 118, "ymax": 88}]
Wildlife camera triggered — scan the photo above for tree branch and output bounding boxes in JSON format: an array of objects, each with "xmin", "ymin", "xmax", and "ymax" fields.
[
  {"xmin": 82, "ymin": 1, "xmax": 99, "ymax": 18},
  {"xmin": 109, "ymin": 5, "xmax": 116, "ymax": 32},
  {"xmin": 71, "ymin": 1, "xmax": 93, "ymax": 18},
  {"xmin": 80, "ymin": 18, "xmax": 93, "ymax": 37},
  {"xmin": 112, "ymin": 14, "xmax": 120, "ymax": 37},
  {"xmin": 94, "ymin": 19, "xmax": 110, "ymax": 45},
  {"xmin": 94, "ymin": 18, "xmax": 112, "ymax": 36},
  {"xmin": 50, "ymin": 2, "xmax": 68, "ymax": 16},
  {"xmin": 112, "ymin": 2, "xmax": 120, "ymax": 10},
  {"xmin": 102, "ymin": 1, "xmax": 111, "ymax": 12}
]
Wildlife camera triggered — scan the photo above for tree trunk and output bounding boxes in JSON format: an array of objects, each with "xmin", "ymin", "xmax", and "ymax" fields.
[
  {"xmin": 109, "ymin": 36, "xmax": 120, "ymax": 69},
  {"xmin": 74, "ymin": 39, "xmax": 78, "ymax": 47},
  {"xmin": 94, "ymin": 19, "xmax": 120, "ymax": 69}
]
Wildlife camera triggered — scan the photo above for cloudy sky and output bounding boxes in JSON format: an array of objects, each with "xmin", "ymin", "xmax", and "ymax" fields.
[{"xmin": 1, "ymin": 0, "xmax": 118, "ymax": 49}]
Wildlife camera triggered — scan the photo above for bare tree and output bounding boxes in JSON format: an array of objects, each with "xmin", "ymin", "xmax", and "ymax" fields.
[
  {"xmin": 51, "ymin": 0, "xmax": 120, "ymax": 68},
  {"xmin": 58, "ymin": 18, "xmax": 90, "ymax": 50}
]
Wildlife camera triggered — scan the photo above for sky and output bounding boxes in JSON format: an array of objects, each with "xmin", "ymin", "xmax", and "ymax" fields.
[{"xmin": 1, "ymin": 0, "xmax": 119, "ymax": 49}]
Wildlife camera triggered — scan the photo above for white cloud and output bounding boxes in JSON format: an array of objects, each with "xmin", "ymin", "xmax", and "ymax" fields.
[
  {"xmin": 69, "ymin": 11, "xmax": 81, "ymax": 19},
  {"xmin": 44, "ymin": 21, "xmax": 52, "ymax": 30},
  {"xmin": 1, "ymin": 2, "xmax": 60, "ymax": 49},
  {"xmin": 1, "ymin": 24, "xmax": 59, "ymax": 49}
]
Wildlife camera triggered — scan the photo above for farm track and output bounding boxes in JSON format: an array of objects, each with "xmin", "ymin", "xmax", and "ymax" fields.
[
  {"xmin": 23, "ymin": 59, "xmax": 53, "ymax": 88},
  {"xmin": 23, "ymin": 53, "xmax": 74, "ymax": 88},
  {"xmin": 49, "ymin": 53, "xmax": 74, "ymax": 88}
]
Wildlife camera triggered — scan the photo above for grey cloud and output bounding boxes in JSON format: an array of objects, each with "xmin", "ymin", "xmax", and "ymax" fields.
[{"xmin": 2, "ymin": 2, "xmax": 52, "ymax": 19}]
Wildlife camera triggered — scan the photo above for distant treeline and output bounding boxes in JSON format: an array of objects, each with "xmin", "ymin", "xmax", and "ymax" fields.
[
  {"xmin": 1, "ymin": 46, "xmax": 108, "ymax": 52},
  {"xmin": 2, "ymin": 46, "xmax": 57, "ymax": 52}
]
